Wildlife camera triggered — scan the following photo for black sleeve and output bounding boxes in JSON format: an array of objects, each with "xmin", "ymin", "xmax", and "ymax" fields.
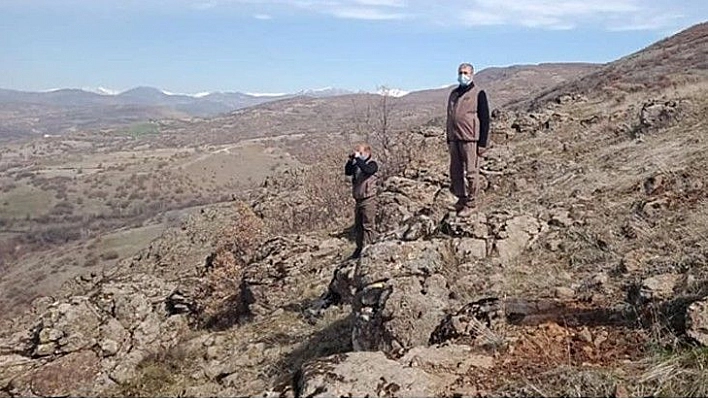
[
  {"xmin": 477, "ymin": 90, "xmax": 490, "ymax": 148},
  {"xmin": 355, "ymin": 159, "xmax": 378, "ymax": 175},
  {"xmin": 345, "ymin": 159, "xmax": 356, "ymax": 176}
]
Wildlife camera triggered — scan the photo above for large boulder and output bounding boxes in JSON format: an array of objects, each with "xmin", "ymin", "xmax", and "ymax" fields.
[
  {"xmin": 242, "ymin": 235, "xmax": 347, "ymax": 318},
  {"xmin": 351, "ymin": 240, "xmax": 453, "ymax": 355},
  {"xmin": 377, "ymin": 176, "xmax": 443, "ymax": 233},
  {"xmin": 490, "ymin": 213, "xmax": 543, "ymax": 264},
  {"xmin": 298, "ymin": 352, "xmax": 445, "ymax": 397},
  {"xmin": 8, "ymin": 350, "xmax": 100, "ymax": 397}
]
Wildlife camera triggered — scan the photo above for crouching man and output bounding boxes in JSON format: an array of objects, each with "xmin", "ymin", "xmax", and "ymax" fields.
[{"xmin": 344, "ymin": 143, "xmax": 378, "ymax": 259}]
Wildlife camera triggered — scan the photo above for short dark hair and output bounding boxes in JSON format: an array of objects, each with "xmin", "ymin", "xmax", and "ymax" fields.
[{"xmin": 458, "ymin": 63, "xmax": 474, "ymax": 72}]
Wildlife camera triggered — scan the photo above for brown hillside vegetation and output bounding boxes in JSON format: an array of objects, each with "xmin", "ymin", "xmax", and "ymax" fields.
[
  {"xmin": 1, "ymin": 23, "xmax": 708, "ymax": 397},
  {"xmin": 516, "ymin": 21, "xmax": 708, "ymax": 110}
]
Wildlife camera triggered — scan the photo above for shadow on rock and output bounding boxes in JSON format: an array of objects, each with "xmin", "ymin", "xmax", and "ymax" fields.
[{"xmin": 271, "ymin": 314, "xmax": 354, "ymax": 395}]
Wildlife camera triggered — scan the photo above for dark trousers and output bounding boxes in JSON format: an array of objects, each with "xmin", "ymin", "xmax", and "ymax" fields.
[
  {"xmin": 448, "ymin": 140, "xmax": 480, "ymax": 205},
  {"xmin": 355, "ymin": 196, "xmax": 376, "ymax": 251}
]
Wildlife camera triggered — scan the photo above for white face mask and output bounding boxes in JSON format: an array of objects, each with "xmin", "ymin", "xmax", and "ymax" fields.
[{"xmin": 458, "ymin": 74, "xmax": 472, "ymax": 86}]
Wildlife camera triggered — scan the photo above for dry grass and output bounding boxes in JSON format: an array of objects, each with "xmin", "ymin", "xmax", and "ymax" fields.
[
  {"xmin": 111, "ymin": 347, "xmax": 193, "ymax": 398},
  {"xmin": 636, "ymin": 346, "xmax": 708, "ymax": 397}
]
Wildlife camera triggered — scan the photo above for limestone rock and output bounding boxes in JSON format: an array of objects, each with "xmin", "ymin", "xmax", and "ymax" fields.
[
  {"xmin": 493, "ymin": 215, "xmax": 542, "ymax": 265},
  {"xmin": 351, "ymin": 240, "xmax": 453, "ymax": 355},
  {"xmin": 26, "ymin": 350, "xmax": 99, "ymax": 397},
  {"xmin": 32, "ymin": 298, "xmax": 101, "ymax": 357},
  {"xmin": 549, "ymin": 209, "xmax": 573, "ymax": 228},
  {"xmin": 298, "ymin": 352, "xmax": 444, "ymax": 397},
  {"xmin": 453, "ymin": 238, "xmax": 488, "ymax": 262}
]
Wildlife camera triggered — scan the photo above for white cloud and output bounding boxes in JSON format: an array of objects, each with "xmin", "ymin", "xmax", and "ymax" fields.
[
  {"xmin": 253, "ymin": 13, "xmax": 273, "ymax": 19},
  {"xmin": 192, "ymin": 1, "xmax": 217, "ymax": 10},
  {"xmin": 174, "ymin": 0, "xmax": 699, "ymax": 30},
  {"xmin": 456, "ymin": 0, "xmax": 680, "ymax": 31},
  {"xmin": 330, "ymin": 7, "xmax": 405, "ymax": 20},
  {"xmin": 352, "ymin": 0, "xmax": 406, "ymax": 7},
  {"xmin": 460, "ymin": 10, "xmax": 505, "ymax": 26},
  {"xmin": 607, "ymin": 12, "xmax": 684, "ymax": 31}
]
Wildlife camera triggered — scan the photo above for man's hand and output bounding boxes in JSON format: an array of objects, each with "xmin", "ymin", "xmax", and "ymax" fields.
[{"xmin": 477, "ymin": 146, "xmax": 488, "ymax": 157}]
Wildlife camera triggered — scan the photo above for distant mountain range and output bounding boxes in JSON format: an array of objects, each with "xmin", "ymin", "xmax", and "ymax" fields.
[
  {"xmin": 0, "ymin": 63, "xmax": 601, "ymax": 140},
  {"xmin": 0, "ymin": 86, "xmax": 360, "ymax": 117}
]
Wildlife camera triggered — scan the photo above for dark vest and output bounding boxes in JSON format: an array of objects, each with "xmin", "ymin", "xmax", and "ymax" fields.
[{"xmin": 446, "ymin": 84, "xmax": 480, "ymax": 142}]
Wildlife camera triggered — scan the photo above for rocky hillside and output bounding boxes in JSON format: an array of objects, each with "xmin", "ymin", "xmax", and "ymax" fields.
[{"xmin": 1, "ymin": 23, "xmax": 708, "ymax": 397}]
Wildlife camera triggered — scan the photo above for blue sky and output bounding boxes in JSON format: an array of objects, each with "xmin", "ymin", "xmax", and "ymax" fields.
[{"xmin": 1, "ymin": 0, "xmax": 706, "ymax": 94}]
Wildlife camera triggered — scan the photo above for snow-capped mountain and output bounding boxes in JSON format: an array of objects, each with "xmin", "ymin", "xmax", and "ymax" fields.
[
  {"xmin": 0, "ymin": 86, "xmax": 360, "ymax": 118},
  {"xmin": 375, "ymin": 87, "xmax": 410, "ymax": 97}
]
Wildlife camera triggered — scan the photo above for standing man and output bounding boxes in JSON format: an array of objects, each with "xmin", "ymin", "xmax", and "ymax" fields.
[
  {"xmin": 345, "ymin": 143, "xmax": 378, "ymax": 259},
  {"xmin": 446, "ymin": 62, "xmax": 490, "ymax": 217}
]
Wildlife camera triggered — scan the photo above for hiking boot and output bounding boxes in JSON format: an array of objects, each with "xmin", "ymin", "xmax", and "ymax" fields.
[
  {"xmin": 448, "ymin": 197, "xmax": 467, "ymax": 212},
  {"xmin": 349, "ymin": 248, "xmax": 362, "ymax": 259},
  {"xmin": 457, "ymin": 205, "xmax": 476, "ymax": 218}
]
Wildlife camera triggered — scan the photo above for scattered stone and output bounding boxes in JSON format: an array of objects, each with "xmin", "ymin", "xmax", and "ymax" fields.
[
  {"xmin": 577, "ymin": 327, "xmax": 593, "ymax": 343},
  {"xmin": 549, "ymin": 209, "xmax": 573, "ymax": 228},
  {"xmin": 34, "ymin": 343, "xmax": 56, "ymax": 357},
  {"xmin": 100, "ymin": 339, "xmax": 120, "ymax": 357},
  {"xmin": 554, "ymin": 287, "xmax": 575, "ymax": 300},
  {"xmin": 591, "ymin": 272, "xmax": 610, "ymax": 287},
  {"xmin": 643, "ymin": 174, "xmax": 665, "ymax": 195},
  {"xmin": 642, "ymin": 198, "xmax": 670, "ymax": 218},
  {"xmin": 686, "ymin": 299, "xmax": 708, "ymax": 346},
  {"xmin": 638, "ymin": 273, "xmax": 681, "ymax": 302},
  {"xmin": 546, "ymin": 238, "xmax": 564, "ymax": 252},
  {"xmin": 620, "ymin": 250, "xmax": 644, "ymax": 273}
]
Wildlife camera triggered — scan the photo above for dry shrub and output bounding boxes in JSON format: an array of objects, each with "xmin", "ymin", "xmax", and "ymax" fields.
[
  {"xmin": 253, "ymin": 146, "xmax": 351, "ymax": 235},
  {"xmin": 194, "ymin": 201, "xmax": 265, "ymax": 330},
  {"xmin": 215, "ymin": 201, "xmax": 266, "ymax": 257},
  {"xmin": 113, "ymin": 346, "xmax": 190, "ymax": 397},
  {"xmin": 367, "ymin": 128, "xmax": 427, "ymax": 182}
]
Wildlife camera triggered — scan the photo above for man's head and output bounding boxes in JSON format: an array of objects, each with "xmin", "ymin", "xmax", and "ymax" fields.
[
  {"xmin": 458, "ymin": 63, "xmax": 474, "ymax": 86},
  {"xmin": 355, "ymin": 143, "xmax": 372, "ymax": 159}
]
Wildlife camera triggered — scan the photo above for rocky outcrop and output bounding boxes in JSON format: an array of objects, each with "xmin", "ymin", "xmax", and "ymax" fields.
[{"xmin": 351, "ymin": 240, "xmax": 451, "ymax": 355}]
